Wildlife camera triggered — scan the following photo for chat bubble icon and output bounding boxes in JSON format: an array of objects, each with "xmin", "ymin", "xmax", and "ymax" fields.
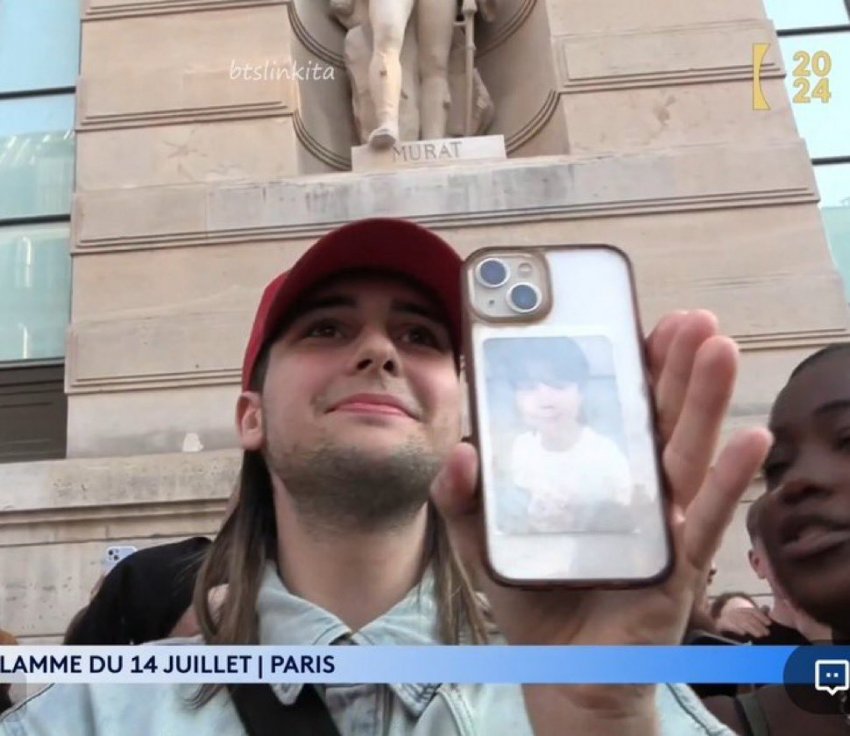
[{"xmin": 815, "ymin": 659, "xmax": 849, "ymax": 696}]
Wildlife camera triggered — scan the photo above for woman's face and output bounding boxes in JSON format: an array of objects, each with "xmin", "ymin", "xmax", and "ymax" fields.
[{"xmin": 760, "ymin": 352, "xmax": 850, "ymax": 628}]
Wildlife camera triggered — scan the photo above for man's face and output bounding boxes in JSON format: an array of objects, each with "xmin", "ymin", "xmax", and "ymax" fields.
[
  {"xmin": 515, "ymin": 379, "xmax": 582, "ymax": 432},
  {"xmin": 515, "ymin": 363, "xmax": 581, "ymax": 431},
  {"xmin": 760, "ymin": 352, "xmax": 850, "ymax": 627},
  {"xmin": 237, "ymin": 273, "xmax": 462, "ymax": 527}
]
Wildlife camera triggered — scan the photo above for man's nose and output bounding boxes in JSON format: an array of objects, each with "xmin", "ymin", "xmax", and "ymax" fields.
[{"xmin": 352, "ymin": 328, "xmax": 400, "ymax": 376}]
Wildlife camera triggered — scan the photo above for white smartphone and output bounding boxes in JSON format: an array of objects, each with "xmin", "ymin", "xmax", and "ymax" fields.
[
  {"xmin": 102, "ymin": 545, "xmax": 137, "ymax": 574},
  {"xmin": 462, "ymin": 245, "xmax": 672, "ymax": 587}
]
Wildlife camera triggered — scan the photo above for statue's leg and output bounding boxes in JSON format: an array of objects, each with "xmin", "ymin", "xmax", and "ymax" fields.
[
  {"xmin": 416, "ymin": 0, "xmax": 456, "ymax": 140},
  {"xmin": 344, "ymin": 27, "xmax": 376, "ymax": 144},
  {"xmin": 368, "ymin": 0, "xmax": 415, "ymax": 148}
]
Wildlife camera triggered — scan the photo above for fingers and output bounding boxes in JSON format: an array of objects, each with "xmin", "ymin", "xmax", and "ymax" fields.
[
  {"xmin": 646, "ymin": 311, "xmax": 687, "ymax": 383},
  {"xmin": 652, "ymin": 311, "xmax": 720, "ymax": 442},
  {"xmin": 746, "ymin": 606, "xmax": 771, "ymax": 627},
  {"xmin": 683, "ymin": 427, "xmax": 772, "ymax": 572},
  {"xmin": 662, "ymin": 335, "xmax": 738, "ymax": 505},
  {"xmin": 723, "ymin": 618, "xmax": 768, "ymax": 638},
  {"xmin": 739, "ymin": 609, "xmax": 771, "ymax": 637},
  {"xmin": 719, "ymin": 608, "xmax": 770, "ymax": 638},
  {"xmin": 430, "ymin": 442, "xmax": 484, "ymax": 577}
]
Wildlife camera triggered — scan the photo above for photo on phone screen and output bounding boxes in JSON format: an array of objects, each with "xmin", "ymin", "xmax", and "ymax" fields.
[{"xmin": 482, "ymin": 334, "xmax": 638, "ymax": 535}]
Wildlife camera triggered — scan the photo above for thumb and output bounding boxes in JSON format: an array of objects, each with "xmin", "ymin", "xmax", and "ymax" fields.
[{"xmin": 430, "ymin": 442, "xmax": 486, "ymax": 580}]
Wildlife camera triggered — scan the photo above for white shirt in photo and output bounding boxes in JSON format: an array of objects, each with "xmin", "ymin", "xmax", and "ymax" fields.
[{"xmin": 510, "ymin": 427, "xmax": 633, "ymax": 532}]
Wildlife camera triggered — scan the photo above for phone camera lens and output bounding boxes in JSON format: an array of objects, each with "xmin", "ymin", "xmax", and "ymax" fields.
[
  {"xmin": 476, "ymin": 258, "xmax": 509, "ymax": 288},
  {"xmin": 507, "ymin": 283, "xmax": 541, "ymax": 313}
]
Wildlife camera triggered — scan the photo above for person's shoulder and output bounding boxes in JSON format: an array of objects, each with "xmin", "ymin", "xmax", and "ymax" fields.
[
  {"xmin": 657, "ymin": 683, "xmax": 739, "ymax": 735},
  {"xmin": 511, "ymin": 431, "xmax": 539, "ymax": 456},
  {"xmin": 446, "ymin": 683, "xmax": 736, "ymax": 736},
  {"xmin": 0, "ymin": 680, "xmax": 236, "ymax": 736},
  {"xmin": 148, "ymin": 633, "xmax": 205, "ymax": 646},
  {"xmin": 513, "ymin": 430, "xmax": 537, "ymax": 446},
  {"xmin": 578, "ymin": 427, "xmax": 615, "ymax": 448},
  {"xmin": 577, "ymin": 428, "xmax": 627, "ymax": 462}
]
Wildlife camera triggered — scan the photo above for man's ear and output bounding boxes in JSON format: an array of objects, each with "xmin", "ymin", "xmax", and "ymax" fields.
[{"xmin": 236, "ymin": 391, "xmax": 264, "ymax": 451}]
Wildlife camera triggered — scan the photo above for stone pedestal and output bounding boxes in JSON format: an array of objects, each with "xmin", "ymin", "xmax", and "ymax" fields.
[{"xmin": 351, "ymin": 135, "xmax": 507, "ymax": 173}]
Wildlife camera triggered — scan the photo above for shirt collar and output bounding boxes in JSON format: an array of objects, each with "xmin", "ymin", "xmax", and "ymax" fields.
[{"xmin": 257, "ymin": 562, "xmax": 443, "ymax": 716}]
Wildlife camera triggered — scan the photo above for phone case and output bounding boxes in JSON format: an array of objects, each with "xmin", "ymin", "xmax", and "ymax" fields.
[
  {"xmin": 103, "ymin": 545, "xmax": 137, "ymax": 573},
  {"xmin": 462, "ymin": 245, "xmax": 672, "ymax": 588}
]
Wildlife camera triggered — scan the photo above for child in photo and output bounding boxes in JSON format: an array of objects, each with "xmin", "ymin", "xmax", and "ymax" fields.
[{"xmin": 505, "ymin": 337, "xmax": 633, "ymax": 533}]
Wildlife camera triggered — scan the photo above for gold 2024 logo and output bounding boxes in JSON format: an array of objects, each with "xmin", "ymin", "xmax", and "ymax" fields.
[{"xmin": 753, "ymin": 43, "xmax": 833, "ymax": 110}]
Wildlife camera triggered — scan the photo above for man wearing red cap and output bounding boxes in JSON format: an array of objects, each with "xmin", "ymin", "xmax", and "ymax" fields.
[{"xmin": 2, "ymin": 218, "xmax": 770, "ymax": 735}]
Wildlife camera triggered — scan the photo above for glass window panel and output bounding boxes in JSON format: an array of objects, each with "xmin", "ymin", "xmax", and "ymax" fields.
[
  {"xmin": 816, "ymin": 162, "xmax": 850, "ymax": 207},
  {"xmin": 779, "ymin": 33, "xmax": 850, "ymax": 159},
  {"xmin": 816, "ymin": 164, "xmax": 850, "ymax": 300},
  {"xmin": 0, "ymin": 223, "xmax": 71, "ymax": 363},
  {"xmin": 763, "ymin": 0, "xmax": 849, "ymax": 30},
  {"xmin": 0, "ymin": 95, "xmax": 75, "ymax": 219},
  {"xmin": 0, "ymin": 0, "xmax": 80, "ymax": 94}
]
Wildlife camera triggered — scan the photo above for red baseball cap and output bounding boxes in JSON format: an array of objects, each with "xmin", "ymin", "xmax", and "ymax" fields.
[{"xmin": 241, "ymin": 218, "xmax": 463, "ymax": 390}]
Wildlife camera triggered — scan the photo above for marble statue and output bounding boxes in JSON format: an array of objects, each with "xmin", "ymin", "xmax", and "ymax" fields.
[{"xmin": 331, "ymin": 0, "xmax": 496, "ymax": 149}]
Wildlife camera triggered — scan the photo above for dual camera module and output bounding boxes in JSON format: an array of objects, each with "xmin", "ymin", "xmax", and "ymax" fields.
[{"xmin": 474, "ymin": 258, "xmax": 541, "ymax": 313}]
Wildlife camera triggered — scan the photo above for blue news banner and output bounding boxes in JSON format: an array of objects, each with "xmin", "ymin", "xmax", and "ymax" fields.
[{"xmin": 1, "ymin": 646, "xmax": 849, "ymax": 686}]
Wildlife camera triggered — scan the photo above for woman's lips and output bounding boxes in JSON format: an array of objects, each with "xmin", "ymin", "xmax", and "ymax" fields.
[{"xmin": 782, "ymin": 525, "xmax": 850, "ymax": 560}]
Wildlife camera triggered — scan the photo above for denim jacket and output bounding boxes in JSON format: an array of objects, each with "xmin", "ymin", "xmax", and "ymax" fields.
[{"xmin": 1, "ymin": 565, "xmax": 733, "ymax": 736}]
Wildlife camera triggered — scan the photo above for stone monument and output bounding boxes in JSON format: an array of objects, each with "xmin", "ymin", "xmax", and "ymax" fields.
[{"xmin": 330, "ymin": 0, "xmax": 497, "ymax": 149}]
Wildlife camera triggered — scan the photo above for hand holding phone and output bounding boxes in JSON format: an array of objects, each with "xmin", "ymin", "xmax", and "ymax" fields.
[{"xmin": 430, "ymin": 261, "xmax": 771, "ymax": 646}]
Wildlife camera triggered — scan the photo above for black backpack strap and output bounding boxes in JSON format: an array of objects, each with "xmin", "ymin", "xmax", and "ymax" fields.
[
  {"xmin": 733, "ymin": 691, "xmax": 770, "ymax": 736},
  {"xmin": 228, "ymin": 683, "xmax": 342, "ymax": 736}
]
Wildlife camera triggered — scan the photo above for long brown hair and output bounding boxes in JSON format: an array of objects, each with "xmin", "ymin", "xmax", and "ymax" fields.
[{"xmin": 192, "ymin": 408, "xmax": 489, "ymax": 704}]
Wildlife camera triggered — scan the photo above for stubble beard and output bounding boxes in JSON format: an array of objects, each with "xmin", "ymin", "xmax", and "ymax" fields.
[{"xmin": 265, "ymin": 433, "xmax": 444, "ymax": 533}]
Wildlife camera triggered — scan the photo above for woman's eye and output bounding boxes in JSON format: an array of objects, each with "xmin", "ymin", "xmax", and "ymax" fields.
[
  {"xmin": 835, "ymin": 434, "xmax": 850, "ymax": 452},
  {"xmin": 763, "ymin": 461, "xmax": 788, "ymax": 487}
]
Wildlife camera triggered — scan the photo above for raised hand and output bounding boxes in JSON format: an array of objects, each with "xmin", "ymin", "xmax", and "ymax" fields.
[{"xmin": 431, "ymin": 311, "xmax": 772, "ymax": 733}]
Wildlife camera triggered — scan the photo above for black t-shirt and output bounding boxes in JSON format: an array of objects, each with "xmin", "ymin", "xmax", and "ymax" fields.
[{"xmin": 64, "ymin": 536, "xmax": 212, "ymax": 645}]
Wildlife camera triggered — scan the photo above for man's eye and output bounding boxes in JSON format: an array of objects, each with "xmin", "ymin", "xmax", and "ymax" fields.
[
  {"xmin": 763, "ymin": 461, "xmax": 788, "ymax": 488},
  {"xmin": 304, "ymin": 321, "xmax": 342, "ymax": 339},
  {"xmin": 401, "ymin": 325, "xmax": 441, "ymax": 348}
]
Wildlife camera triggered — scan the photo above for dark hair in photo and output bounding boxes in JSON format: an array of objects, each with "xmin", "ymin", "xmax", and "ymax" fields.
[{"xmin": 495, "ymin": 336, "xmax": 589, "ymax": 390}]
